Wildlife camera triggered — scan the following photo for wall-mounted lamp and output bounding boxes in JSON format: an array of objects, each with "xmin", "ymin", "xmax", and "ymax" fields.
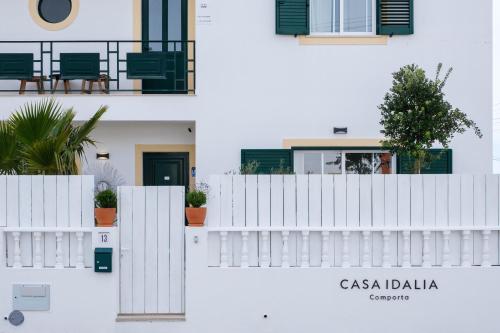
[
  {"xmin": 333, "ymin": 127, "xmax": 348, "ymax": 134},
  {"xmin": 96, "ymin": 152, "xmax": 110, "ymax": 160}
]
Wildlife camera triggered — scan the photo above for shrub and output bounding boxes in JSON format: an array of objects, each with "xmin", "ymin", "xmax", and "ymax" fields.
[
  {"xmin": 95, "ymin": 189, "xmax": 117, "ymax": 209},
  {"xmin": 187, "ymin": 190, "xmax": 207, "ymax": 208}
]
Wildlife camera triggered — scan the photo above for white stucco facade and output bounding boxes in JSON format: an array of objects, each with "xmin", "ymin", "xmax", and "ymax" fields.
[{"xmin": 0, "ymin": 0, "xmax": 495, "ymax": 182}]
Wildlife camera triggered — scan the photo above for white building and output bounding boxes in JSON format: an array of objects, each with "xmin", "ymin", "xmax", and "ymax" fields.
[
  {"xmin": 2, "ymin": 2, "xmax": 500, "ymax": 333},
  {"xmin": 0, "ymin": 0, "xmax": 494, "ymax": 187}
]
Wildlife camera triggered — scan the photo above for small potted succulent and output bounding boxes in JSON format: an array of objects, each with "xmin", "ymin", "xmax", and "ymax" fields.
[
  {"xmin": 95, "ymin": 189, "xmax": 117, "ymax": 227},
  {"xmin": 185, "ymin": 185, "xmax": 208, "ymax": 227}
]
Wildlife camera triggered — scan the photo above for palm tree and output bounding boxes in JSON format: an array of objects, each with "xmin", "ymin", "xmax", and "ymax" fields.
[{"xmin": 0, "ymin": 99, "xmax": 107, "ymax": 175}]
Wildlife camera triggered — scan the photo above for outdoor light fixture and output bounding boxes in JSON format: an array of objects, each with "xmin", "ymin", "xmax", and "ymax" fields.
[
  {"xmin": 333, "ymin": 127, "xmax": 348, "ymax": 134},
  {"xmin": 96, "ymin": 152, "xmax": 110, "ymax": 160}
]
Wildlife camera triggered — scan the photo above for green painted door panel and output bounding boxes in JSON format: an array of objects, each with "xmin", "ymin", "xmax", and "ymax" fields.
[
  {"xmin": 143, "ymin": 152, "xmax": 189, "ymax": 188},
  {"xmin": 127, "ymin": 52, "xmax": 168, "ymax": 79},
  {"xmin": 141, "ymin": 0, "xmax": 188, "ymax": 93},
  {"xmin": 0, "ymin": 53, "xmax": 34, "ymax": 80}
]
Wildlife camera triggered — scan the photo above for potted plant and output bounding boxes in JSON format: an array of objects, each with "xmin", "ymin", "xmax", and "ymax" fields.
[
  {"xmin": 95, "ymin": 189, "xmax": 117, "ymax": 227},
  {"xmin": 186, "ymin": 186, "xmax": 208, "ymax": 227}
]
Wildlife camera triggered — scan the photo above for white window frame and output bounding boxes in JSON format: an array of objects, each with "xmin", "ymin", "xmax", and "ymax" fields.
[
  {"xmin": 294, "ymin": 149, "xmax": 397, "ymax": 175},
  {"xmin": 309, "ymin": 0, "xmax": 377, "ymax": 36}
]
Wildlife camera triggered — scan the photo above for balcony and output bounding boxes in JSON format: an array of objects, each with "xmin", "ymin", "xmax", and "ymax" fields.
[{"xmin": 0, "ymin": 40, "xmax": 195, "ymax": 95}]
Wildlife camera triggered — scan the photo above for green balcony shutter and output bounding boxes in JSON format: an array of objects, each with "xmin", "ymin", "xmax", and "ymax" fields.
[
  {"xmin": 397, "ymin": 149, "xmax": 452, "ymax": 174},
  {"xmin": 377, "ymin": 0, "xmax": 414, "ymax": 35},
  {"xmin": 241, "ymin": 149, "xmax": 293, "ymax": 174},
  {"xmin": 276, "ymin": 0, "xmax": 310, "ymax": 35}
]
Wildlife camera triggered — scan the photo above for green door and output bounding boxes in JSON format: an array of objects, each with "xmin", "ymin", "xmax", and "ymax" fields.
[
  {"xmin": 143, "ymin": 152, "xmax": 189, "ymax": 187},
  {"xmin": 141, "ymin": 0, "xmax": 188, "ymax": 93}
]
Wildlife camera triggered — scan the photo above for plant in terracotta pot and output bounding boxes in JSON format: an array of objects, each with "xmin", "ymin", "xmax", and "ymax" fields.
[
  {"xmin": 95, "ymin": 189, "xmax": 117, "ymax": 227},
  {"xmin": 186, "ymin": 185, "xmax": 208, "ymax": 227}
]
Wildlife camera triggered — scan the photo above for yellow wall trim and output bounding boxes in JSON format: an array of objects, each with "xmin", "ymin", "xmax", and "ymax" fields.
[
  {"xmin": 299, "ymin": 35, "xmax": 388, "ymax": 46},
  {"xmin": 135, "ymin": 144, "xmax": 196, "ymax": 187},
  {"xmin": 283, "ymin": 138, "xmax": 384, "ymax": 149},
  {"xmin": 29, "ymin": 0, "xmax": 80, "ymax": 31}
]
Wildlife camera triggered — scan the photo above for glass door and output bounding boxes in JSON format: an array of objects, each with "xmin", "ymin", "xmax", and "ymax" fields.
[{"xmin": 141, "ymin": 0, "xmax": 187, "ymax": 93}]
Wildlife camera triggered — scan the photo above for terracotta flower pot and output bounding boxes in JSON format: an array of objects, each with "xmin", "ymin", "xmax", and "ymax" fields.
[
  {"xmin": 95, "ymin": 208, "xmax": 116, "ymax": 227},
  {"xmin": 185, "ymin": 207, "xmax": 207, "ymax": 227}
]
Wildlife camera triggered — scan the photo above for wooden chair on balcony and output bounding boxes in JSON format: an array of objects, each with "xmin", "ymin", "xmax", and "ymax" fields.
[
  {"xmin": 54, "ymin": 53, "xmax": 101, "ymax": 94},
  {"xmin": 19, "ymin": 75, "xmax": 46, "ymax": 94},
  {"xmin": 0, "ymin": 53, "xmax": 45, "ymax": 94}
]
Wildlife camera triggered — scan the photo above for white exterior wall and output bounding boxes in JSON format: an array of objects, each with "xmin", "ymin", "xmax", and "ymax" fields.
[
  {"xmin": 2, "ymin": 228, "xmax": 500, "ymax": 333},
  {"xmin": 0, "ymin": 0, "xmax": 494, "ymax": 179},
  {"xmin": 85, "ymin": 122, "xmax": 195, "ymax": 185}
]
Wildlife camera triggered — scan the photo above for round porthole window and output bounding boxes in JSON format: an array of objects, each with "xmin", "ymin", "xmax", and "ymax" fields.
[
  {"xmin": 29, "ymin": 0, "xmax": 79, "ymax": 31},
  {"xmin": 38, "ymin": 0, "xmax": 72, "ymax": 24}
]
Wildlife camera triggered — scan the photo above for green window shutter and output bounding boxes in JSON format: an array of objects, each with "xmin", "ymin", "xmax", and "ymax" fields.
[
  {"xmin": 241, "ymin": 149, "xmax": 293, "ymax": 174},
  {"xmin": 397, "ymin": 149, "xmax": 452, "ymax": 174},
  {"xmin": 276, "ymin": 0, "xmax": 310, "ymax": 35},
  {"xmin": 377, "ymin": 0, "xmax": 413, "ymax": 35}
]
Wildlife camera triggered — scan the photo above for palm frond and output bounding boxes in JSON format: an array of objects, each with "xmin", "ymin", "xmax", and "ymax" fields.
[
  {"xmin": 9, "ymin": 99, "xmax": 64, "ymax": 145},
  {"xmin": 0, "ymin": 121, "xmax": 19, "ymax": 175}
]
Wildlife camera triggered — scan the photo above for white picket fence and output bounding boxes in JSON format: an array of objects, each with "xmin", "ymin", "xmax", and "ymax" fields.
[
  {"xmin": 207, "ymin": 174, "xmax": 500, "ymax": 268},
  {"xmin": 118, "ymin": 186, "xmax": 185, "ymax": 315},
  {"xmin": 0, "ymin": 175, "xmax": 95, "ymax": 268}
]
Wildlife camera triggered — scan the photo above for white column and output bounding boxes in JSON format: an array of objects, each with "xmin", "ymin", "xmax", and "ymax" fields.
[
  {"xmin": 361, "ymin": 231, "xmax": 371, "ymax": 268},
  {"xmin": 75, "ymin": 232, "xmax": 84, "ymax": 269},
  {"xmin": 300, "ymin": 230, "xmax": 310, "ymax": 268},
  {"xmin": 220, "ymin": 231, "xmax": 229, "ymax": 268},
  {"xmin": 240, "ymin": 231, "xmax": 249, "ymax": 268},
  {"xmin": 382, "ymin": 231, "xmax": 391, "ymax": 268},
  {"xmin": 422, "ymin": 231, "xmax": 431, "ymax": 268},
  {"xmin": 281, "ymin": 231, "xmax": 290, "ymax": 268},
  {"xmin": 260, "ymin": 231, "xmax": 270, "ymax": 267},
  {"xmin": 12, "ymin": 232, "xmax": 22, "ymax": 269},
  {"xmin": 461, "ymin": 230, "xmax": 471, "ymax": 267},
  {"xmin": 341, "ymin": 231, "xmax": 350, "ymax": 268},
  {"xmin": 442, "ymin": 230, "xmax": 451, "ymax": 267},
  {"xmin": 482, "ymin": 230, "xmax": 491, "ymax": 267},
  {"xmin": 321, "ymin": 231, "xmax": 330, "ymax": 268},
  {"xmin": 402, "ymin": 231, "xmax": 411, "ymax": 268},
  {"xmin": 33, "ymin": 232, "xmax": 43, "ymax": 269},
  {"xmin": 55, "ymin": 232, "xmax": 64, "ymax": 269}
]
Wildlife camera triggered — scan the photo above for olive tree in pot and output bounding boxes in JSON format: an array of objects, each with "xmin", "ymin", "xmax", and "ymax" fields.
[
  {"xmin": 186, "ymin": 184, "xmax": 208, "ymax": 227},
  {"xmin": 95, "ymin": 189, "xmax": 117, "ymax": 227}
]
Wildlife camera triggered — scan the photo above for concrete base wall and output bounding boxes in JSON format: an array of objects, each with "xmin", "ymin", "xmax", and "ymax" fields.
[{"xmin": 1, "ymin": 228, "xmax": 500, "ymax": 333}]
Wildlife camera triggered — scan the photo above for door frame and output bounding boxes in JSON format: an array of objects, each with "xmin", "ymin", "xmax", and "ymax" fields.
[{"xmin": 135, "ymin": 144, "xmax": 196, "ymax": 187}]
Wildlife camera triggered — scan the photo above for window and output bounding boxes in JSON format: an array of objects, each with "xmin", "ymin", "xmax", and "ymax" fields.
[
  {"xmin": 38, "ymin": 0, "xmax": 72, "ymax": 24},
  {"xmin": 295, "ymin": 150, "xmax": 394, "ymax": 175},
  {"xmin": 310, "ymin": 0, "xmax": 375, "ymax": 35}
]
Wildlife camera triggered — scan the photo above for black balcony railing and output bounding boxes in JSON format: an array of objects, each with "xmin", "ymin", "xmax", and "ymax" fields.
[{"xmin": 0, "ymin": 40, "xmax": 195, "ymax": 94}]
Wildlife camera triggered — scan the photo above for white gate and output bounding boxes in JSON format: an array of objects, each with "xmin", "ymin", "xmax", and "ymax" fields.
[{"xmin": 118, "ymin": 186, "xmax": 185, "ymax": 315}]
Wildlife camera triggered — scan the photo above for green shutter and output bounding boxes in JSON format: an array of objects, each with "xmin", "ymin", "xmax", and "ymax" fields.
[
  {"xmin": 397, "ymin": 149, "xmax": 452, "ymax": 174},
  {"xmin": 377, "ymin": 0, "xmax": 413, "ymax": 35},
  {"xmin": 276, "ymin": 0, "xmax": 310, "ymax": 35},
  {"xmin": 241, "ymin": 149, "xmax": 293, "ymax": 174}
]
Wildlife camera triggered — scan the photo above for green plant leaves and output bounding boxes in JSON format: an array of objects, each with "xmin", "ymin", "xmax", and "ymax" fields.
[
  {"xmin": 379, "ymin": 63, "xmax": 482, "ymax": 173},
  {"xmin": 0, "ymin": 99, "xmax": 107, "ymax": 175}
]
